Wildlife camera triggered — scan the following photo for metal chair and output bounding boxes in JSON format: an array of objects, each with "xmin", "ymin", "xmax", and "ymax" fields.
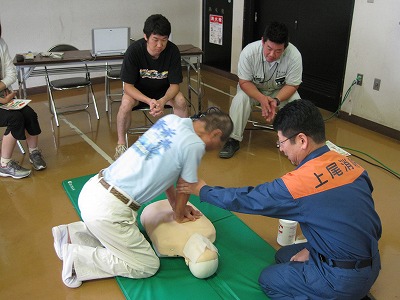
[
  {"xmin": 125, "ymin": 102, "xmax": 173, "ymax": 147},
  {"xmin": 16, "ymin": 140, "xmax": 25, "ymax": 154},
  {"xmin": 105, "ymin": 38, "xmax": 135, "ymax": 114},
  {"xmin": 105, "ymin": 62, "xmax": 122, "ymax": 113},
  {"xmin": 247, "ymin": 105, "xmax": 274, "ymax": 130},
  {"xmin": 44, "ymin": 44, "xmax": 99, "ymax": 127}
]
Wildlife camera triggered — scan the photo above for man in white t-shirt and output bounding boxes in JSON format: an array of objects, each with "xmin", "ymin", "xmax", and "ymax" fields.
[
  {"xmin": 51, "ymin": 110, "xmax": 233, "ymax": 288},
  {"xmin": 220, "ymin": 21, "xmax": 302, "ymax": 159}
]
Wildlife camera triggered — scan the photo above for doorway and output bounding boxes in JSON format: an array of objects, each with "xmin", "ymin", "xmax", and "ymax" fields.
[{"xmin": 243, "ymin": 0, "xmax": 355, "ymax": 112}]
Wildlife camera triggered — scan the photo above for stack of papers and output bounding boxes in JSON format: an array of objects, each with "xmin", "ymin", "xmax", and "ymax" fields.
[
  {"xmin": 40, "ymin": 52, "xmax": 64, "ymax": 59},
  {"xmin": 326, "ymin": 140, "xmax": 351, "ymax": 156}
]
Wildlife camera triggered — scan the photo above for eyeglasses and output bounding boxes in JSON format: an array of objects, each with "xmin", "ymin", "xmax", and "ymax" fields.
[{"xmin": 276, "ymin": 132, "xmax": 300, "ymax": 148}]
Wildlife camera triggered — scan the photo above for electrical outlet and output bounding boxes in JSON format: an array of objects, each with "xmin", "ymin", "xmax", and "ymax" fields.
[
  {"xmin": 356, "ymin": 74, "xmax": 363, "ymax": 86},
  {"xmin": 373, "ymin": 78, "xmax": 381, "ymax": 91}
]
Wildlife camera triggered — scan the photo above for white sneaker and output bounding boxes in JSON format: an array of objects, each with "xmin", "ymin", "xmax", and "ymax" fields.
[
  {"xmin": 52, "ymin": 225, "xmax": 68, "ymax": 260},
  {"xmin": 61, "ymin": 244, "xmax": 82, "ymax": 288}
]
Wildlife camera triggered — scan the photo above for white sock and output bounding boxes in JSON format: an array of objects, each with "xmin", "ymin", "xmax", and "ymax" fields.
[
  {"xmin": 1, "ymin": 157, "xmax": 11, "ymax": 167},
  {"xmin": 29, "ymin": 147, "xmax": 39, "ymax": 154}
]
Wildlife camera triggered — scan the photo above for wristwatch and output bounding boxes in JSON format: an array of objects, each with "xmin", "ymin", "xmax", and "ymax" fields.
[{"xmin": 273, "ymin": 97, "xmax": 281, "ymax": 106}]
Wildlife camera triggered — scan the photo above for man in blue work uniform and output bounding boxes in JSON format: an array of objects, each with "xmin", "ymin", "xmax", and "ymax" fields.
[{"xmin": 178, "ymin": 99, "xmax": 381, "ymax": 299}]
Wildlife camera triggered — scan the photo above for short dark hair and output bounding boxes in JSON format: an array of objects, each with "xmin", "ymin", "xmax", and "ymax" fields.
[
  {"xmin": 262, "ymin": 21, "xmax": 289, "ymax": 48},
  {"xmin": 143, "ymin": 14, "xmax": 171, "ymax": 39},
  {"xmin": 200, "ymin": 111, "xmax": 233, "ymax": 143},
  {"xmin": 273, "ymin": 99, "xmax": 326, "ymax": 144}
]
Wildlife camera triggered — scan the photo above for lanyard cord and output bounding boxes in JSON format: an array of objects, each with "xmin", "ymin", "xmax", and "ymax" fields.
[{"xmin": 260, "ymin": 49, "xmax": 278, "ymax": 83}]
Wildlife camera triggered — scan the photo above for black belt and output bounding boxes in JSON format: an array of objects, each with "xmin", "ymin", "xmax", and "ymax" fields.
[
  {"xmin": 98, "ymin": 171, "xmax": 140, "ymax": 211},
  {"xmin": 318, "ymin": 253, "xmax": 372, "ymax": 269}
]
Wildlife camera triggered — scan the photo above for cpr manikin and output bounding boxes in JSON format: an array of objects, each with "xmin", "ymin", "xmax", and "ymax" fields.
[{"xmin": 140, "ymin": 200, "xmax": 218, "ymax": 279}]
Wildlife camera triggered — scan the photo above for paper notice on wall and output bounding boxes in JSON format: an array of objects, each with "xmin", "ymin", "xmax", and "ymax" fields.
[{"xmin": 209, "ymin": 14, "xmax": 223, "ymax": 46}]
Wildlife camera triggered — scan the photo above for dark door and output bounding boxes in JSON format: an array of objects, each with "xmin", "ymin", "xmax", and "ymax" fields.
[
  {"xmin": 253, "ymin": 0, "xmax": 298, "ymax": 45},
  {"xmin": 202, "ymin": 0, "xmax": 233, "ymax": 72},
  {"xmin": 244, "ymin": 0, "xmax": 355, "ymax": 112}
]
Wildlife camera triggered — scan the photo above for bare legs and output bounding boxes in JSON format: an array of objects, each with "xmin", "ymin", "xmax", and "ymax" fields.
[{"xmin": 116, "ymin": 92, "xmax": 188, "ymax": 145}]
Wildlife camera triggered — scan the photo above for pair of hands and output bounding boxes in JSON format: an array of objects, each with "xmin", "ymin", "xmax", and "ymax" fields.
[
  {"xmin": 259, "ymin": 96, "xmax": 279, "ymax": 123},
  {"xmin": 148, "ymin": 99, "xmax": 166, "ymax": 117},
  {"xmin": 173, "ymin": 179, "xmax": 207, "ymax": 223},
  {"xmin": 174, "ymin": 204, "xmax": 202, "ymax": 223},
  {"xmin": 0, "ymin": 89, "xmax": 17, "ymax": 105}
]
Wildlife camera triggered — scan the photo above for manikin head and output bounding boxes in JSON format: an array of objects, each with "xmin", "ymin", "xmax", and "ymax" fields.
[{"xmin": 183, "ymin": 233, "xmax": 219, "ymax": 279}]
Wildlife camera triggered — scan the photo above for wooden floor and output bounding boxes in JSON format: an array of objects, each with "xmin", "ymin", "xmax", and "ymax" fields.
[{"xmin": 0, "ymin": 70, "xmax": 399, "ymax": 299}]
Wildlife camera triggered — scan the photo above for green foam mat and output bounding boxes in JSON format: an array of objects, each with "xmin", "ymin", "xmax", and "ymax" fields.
[{"xmin": 62, "ymin": 175, "xmax": 274, "ymax": 299}]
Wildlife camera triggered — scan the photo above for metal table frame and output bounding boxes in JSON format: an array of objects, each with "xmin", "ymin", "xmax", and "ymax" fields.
[{"xmin": 14, "ymin": 44, "xmax": 203, "ymax": 113}]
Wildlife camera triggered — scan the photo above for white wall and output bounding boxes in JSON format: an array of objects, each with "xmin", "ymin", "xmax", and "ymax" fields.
[
  {"xmin": 342, "ymin": 0, "xmax": 400, "ymax": 131},
  {"xmin": 231, "ymin": 0, "xmax": 244, "ymax": 75},
  {"xmin": 0, "ymin": 0, "xmax": 202, "ymax": 88}
]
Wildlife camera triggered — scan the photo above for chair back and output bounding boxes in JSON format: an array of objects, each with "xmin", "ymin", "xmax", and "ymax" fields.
[
  {"xmin": 48, "ymin": 44, "xmax": 78, "ymax": 52},
  {"xmin": 44, "ymin": 44, "xmax": 99, "ymax": 127}
]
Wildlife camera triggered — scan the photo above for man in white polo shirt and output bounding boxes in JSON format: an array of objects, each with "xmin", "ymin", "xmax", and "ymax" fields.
[{"xmin": 220, "ymin": 21, "xmax": 302, "ymax": 158}]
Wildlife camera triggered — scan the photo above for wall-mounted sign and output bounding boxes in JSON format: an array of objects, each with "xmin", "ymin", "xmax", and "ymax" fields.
[{"xmin": 209, "ymin": 14, "xmax": 223, "ymax": 46}]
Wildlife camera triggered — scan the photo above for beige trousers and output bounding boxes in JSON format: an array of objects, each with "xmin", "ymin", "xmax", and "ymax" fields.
[
  {"xmin": 67, "ymin": 175, "xmax": 159, "ymax": 282},
  {"xmin": 229, "ymin": 85, "xmax": 300, "ymax": 141}
]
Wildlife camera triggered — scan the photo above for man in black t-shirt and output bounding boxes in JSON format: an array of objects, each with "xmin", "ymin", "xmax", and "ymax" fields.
[{"xmin": 115, "ymin": 14, "xmax": 188, "ymax": 159}]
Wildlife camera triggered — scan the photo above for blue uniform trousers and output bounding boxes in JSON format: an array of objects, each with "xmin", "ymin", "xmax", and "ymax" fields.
[{"xmin": 258, "ymin": 243, "xmax": 380, "ymax": 300}]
